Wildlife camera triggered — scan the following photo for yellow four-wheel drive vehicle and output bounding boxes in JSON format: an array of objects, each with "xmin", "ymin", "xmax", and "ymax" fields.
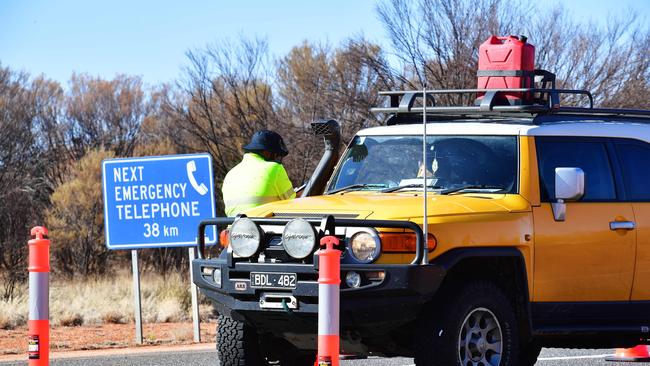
[{"xmin": 192, "ymin": 73, "xmax": 650, "ymax": 366}]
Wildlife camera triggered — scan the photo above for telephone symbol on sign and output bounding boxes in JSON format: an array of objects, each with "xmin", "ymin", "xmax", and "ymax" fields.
[{"xmin": 186, "ymin": 160, "xmax": 208, "ymax": 196}]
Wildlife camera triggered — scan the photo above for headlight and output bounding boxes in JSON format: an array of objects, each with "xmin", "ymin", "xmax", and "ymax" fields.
[
  {"xmin": 349, "ymin": 230, "xmax": 380, "ymax": 263},
  {"xmin": 229, "ymin": 218, "xmax": 262, "ymax": 258},
  {"xmin": 282, "ymin": 219, "xmax": 317, "ymax": 259}
]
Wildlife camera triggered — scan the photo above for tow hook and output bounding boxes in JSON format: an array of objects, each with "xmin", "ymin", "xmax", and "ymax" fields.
[
  {"xmin": 281, "ymin": 298, "xmax": 294, "ymax": 315},
  {"xmin": 259, "ymin": 292, "xmax": 298, "ymax": 313}
]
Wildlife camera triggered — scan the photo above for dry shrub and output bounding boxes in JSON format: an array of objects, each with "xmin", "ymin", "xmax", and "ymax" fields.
[
  {"xmin": 0, "ymin": 313, "xmax": 12, "ymax": 330},
  {"xmin": 47, "ymin": 149, "xmax": 114, "ymax": 278},
  {"xmin": 58, "ymin": 312, "xmax": 84, "ymax": 327},
  {"xmin": 0, "ymin": 291, "xmax": 27, "ymax": 330},
  {"xmin": 155, "ymin": 299, "xmax": 184, "ymax": 323},
  {"xmin": 0, "ymin": 312, "xmax": 23, "ymax": 330},
  {"xmin": 199, "ymin": 303, "xmax": 217, "ymax": 322},
  {"xmin": 100, "ymin": 311, "xmax": 125, "ymax": 324},
  {"xmin": 141, "ymin": 271, "xmax": 193, "ymax": 323}
]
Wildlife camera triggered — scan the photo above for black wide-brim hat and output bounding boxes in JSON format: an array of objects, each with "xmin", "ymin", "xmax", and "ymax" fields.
[{"xmin": 243, "ymin": 130, "xmax": 289, "ymax": 156}]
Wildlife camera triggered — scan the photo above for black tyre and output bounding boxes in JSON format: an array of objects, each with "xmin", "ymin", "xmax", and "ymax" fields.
[
  {"xmin": 414, "ymin": 281, "xmax": 520, "ymax": 366},
  {"xmin": 216, "ymin": 315, "xmax": 265, "ymax": 366}
]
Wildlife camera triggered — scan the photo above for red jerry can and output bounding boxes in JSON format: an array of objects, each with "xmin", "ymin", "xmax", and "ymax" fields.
[{"xmin": 477, "ymin": 35, "xmax": 535, "ymax": 104}]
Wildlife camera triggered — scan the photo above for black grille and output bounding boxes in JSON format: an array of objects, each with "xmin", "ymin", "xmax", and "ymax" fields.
[
  {"xmin": 262, "ymin": 235, "xmax": 308, "ymax": 263},
  {"xmin": 311, "ymin": 119, "xmax": 339, "ymax": 136}
]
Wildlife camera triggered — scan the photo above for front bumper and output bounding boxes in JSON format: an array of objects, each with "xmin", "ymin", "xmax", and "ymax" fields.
[
  {"xmin": 193, "ymin": 257, "xmax": 444, "ymax": 348},
  {"xmin": 193, "ymin": 215, "xmax": 441, "ymax": 354}
]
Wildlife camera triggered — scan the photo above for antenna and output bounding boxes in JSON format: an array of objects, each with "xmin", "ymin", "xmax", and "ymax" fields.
[{"xmin": 421, "ymin": 86, "xmax": 429, "ymax": 265}]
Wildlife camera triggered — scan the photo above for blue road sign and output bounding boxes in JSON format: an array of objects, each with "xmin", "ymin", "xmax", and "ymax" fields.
[{"xmin": 102, "ymin": 153, "xmax": 217, "ymax": 250}]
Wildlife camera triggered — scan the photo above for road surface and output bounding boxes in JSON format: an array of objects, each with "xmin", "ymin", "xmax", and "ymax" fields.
[{"xmin": 0, "ymin": 347, "xmax": 640, "ymax": 366}]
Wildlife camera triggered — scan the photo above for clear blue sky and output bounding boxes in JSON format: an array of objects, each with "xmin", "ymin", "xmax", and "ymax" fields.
[{"xmin": 1, "ymin": 0, "xmax": 648, "ymax": 86}]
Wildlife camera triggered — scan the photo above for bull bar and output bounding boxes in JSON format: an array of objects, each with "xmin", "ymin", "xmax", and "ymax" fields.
[{"xmin": 196, "ymin": 215, "xmax": 426, "ymax": 265}]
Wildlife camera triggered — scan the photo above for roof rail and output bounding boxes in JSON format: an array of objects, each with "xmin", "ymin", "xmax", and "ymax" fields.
[
  {"xmin": 370, "ymin": 88, "xmax": 650, "ymax": 120},
  {"xmin": 370, "ymin": 88, "xmax": 593, "ymax": 113}
]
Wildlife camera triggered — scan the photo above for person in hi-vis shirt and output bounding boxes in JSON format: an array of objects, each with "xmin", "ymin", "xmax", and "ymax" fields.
[{"xmin": 222, "ymin": 130, "xmax": 295, "ymax": 216}]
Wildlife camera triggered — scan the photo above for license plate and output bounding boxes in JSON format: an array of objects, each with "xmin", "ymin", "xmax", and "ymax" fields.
[{"xmin": 250, "ymin": 272, "xmax": 297, "ymax": 289}]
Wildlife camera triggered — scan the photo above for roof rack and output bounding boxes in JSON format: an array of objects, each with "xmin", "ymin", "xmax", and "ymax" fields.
[{"xmin": 370, "ymin": 88, "xmax": 650, "ymax": 120}]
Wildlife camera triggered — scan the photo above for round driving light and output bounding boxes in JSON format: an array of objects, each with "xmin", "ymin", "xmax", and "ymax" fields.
[
  {"xmin": 282, "ymin": 219, "xmax": 317, "ymax": 259},
  {"xmin": 229, "ymin": 218, "xmax": 262, "ymax": 258},
  {"xmin": 212, "ymin": 267, "xmax": 222, "ymax": 288},
  {"xmin": 345, "ymin": 271, "xmax": 362, "ymax": 288},
  {"xmin": 350, "ymin": 231, "xmax": 380, "ymax": 263}
]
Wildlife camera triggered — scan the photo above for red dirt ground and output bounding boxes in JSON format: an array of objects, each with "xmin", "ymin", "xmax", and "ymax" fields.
[{"xmin": 0, "ymin": 321, "xmax": 217, "ymax": 356}]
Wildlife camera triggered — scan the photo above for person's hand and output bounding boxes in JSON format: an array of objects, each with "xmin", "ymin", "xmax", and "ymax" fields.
[
  {"xmin": 416, "ymin": 162, "xmax": 433, "ymax": 178},
  {"xmin": 294, "ymin": 183, "xmax": 306, "ymax": 197}
]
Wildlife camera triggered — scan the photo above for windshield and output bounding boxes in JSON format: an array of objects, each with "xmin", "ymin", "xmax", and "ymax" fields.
[{"xmin": 328, "ymin": 135, "xmax": 518, "ymax": 193}]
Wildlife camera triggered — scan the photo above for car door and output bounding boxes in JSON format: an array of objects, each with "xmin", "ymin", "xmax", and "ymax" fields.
[
  {"xmin": 614, "ymin": 138, "xmax": 650, "ymax": 301},
  {"xmin": 532, "ymin": 137, "xmax": 636, "ymax": 302}
]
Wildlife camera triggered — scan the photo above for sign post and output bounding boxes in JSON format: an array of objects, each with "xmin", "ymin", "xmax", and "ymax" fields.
[
  {"xmin": 188, "ymin": 247, "xmax": 200, "ymax": 342},
  {"xmin": 131, "ymin": 250, "xmax": 143, "ymax": 345},
  {"xmin": 102, "ymin": 153, "xmax": 217, "ymax": 344}
]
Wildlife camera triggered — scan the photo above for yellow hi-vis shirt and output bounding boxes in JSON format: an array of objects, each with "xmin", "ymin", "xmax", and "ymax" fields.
[{"xmin": 222, "ymin": 153, "xmax": 296, "ymax": 216}]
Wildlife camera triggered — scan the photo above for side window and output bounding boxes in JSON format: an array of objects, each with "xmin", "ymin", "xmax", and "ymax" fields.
[
  {"xmin": 616, "ymin": 140, "xmax": 650, "ymax": 200},
  {"xmin": 536, "ymin": 138, "xmax": 616, "ymax": 201}
]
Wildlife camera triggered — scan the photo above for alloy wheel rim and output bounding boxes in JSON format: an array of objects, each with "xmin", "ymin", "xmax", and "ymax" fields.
[{"xmin": 458, "ymin": 307, "xmax": 503, "ymax": 366}]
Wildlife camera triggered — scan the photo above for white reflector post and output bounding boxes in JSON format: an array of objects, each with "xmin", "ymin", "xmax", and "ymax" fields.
[
  {"xmin": 316, "ymin": 235, "xmax": 341, "ymax": 365},
  {"xmin": 28, "ymin": 226, "xmax": 50, "ymax": 366}
]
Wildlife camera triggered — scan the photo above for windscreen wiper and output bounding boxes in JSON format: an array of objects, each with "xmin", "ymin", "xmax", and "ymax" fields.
[
  {"xmin": 440, "ymin": 185, "xmax": 506, "ymax": 195},
  {"xmin": 326, "ymin": 183, "xmax": 387, "ymax": 195},
  {"xmin": 380, "ymin": 184, "xmax": 442, "ymax": 193}
]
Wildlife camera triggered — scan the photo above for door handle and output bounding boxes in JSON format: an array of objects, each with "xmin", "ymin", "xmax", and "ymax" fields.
[{"xmin": 610, "ymin": 221, "xmax": 635, "ymax": 231}]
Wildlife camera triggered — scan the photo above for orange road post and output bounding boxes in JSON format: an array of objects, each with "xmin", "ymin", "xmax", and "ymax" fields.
[
  {"xmin": 28, "ymin": 226, "xmax": 50, "ymax": 366},
  {"xmin": 315, "ymin": 235, "xmax": 341, "ymax": 366},
  {"xmin": 606, "ymin": 345, "xmax": 650, "ymax": 362}
]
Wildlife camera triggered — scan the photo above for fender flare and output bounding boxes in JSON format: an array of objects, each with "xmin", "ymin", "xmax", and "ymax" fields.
[{"xmin": 429, "ymin": 246, "xmax": 533, "ymax": 332}]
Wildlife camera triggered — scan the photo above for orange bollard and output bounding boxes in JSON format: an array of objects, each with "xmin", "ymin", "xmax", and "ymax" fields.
[
  {"xmin": 28, "ymin": 226, "xmax": 49, "ymax": 366},
  {"xmin": 606, "ymin": 345, "xmax": 650, "ymax": 362},
  {"xmin": 314, "ymin": 235, "xmax": 341, "ymax": 366}
]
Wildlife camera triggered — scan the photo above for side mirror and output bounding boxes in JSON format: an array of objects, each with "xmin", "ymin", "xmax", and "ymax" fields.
[{"xmin": 551, "ymin": 167, "xmax": 585, "ymax": 221}]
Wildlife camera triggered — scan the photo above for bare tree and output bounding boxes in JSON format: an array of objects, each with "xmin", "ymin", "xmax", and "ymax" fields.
[
  {"xmin": 161, "ymin": 37, "xmax": 287, "ymax": 213},
  {"xmin": 376, "ymin": 0, "xmax": 650, "ymax": 107},
  {"xmin": 377, "ymin": 0, "xmax": 530, "ymax": 102},
  {"xmin": 62, "ymin": 74, "xmax": 150, "ymax": 159},
  {"xmin": 164, "ymin": 36, "xmax": 401, "ymax": 194},
  {"xmin": 276, "ymin": 38, "xmax": 394, "ymax": 183},
  {"xmin": 166, "ymin": 38, "xmax": 276, "ymax": 163},
  {"xmin": 0, "ymin": 65, "xmax": 51, "ymax": 299}
]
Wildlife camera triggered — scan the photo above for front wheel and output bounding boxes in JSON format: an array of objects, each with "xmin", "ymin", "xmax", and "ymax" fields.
[
  {"xmin": 415, "ymin": 281, "xmax": 520, "ymax": 366},
  {"xmin": 216, "ymin": 315, "xmax": 265, "ymax": 366}
]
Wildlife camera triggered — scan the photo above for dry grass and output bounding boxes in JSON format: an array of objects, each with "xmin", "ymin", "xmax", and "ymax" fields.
[
  {"xmin": 0, "ymin": 271, "xmax": 216, "ymax": 329},
  {"xmin": 0, "ymin": 293, "xmax": 27, "ymax": 330},
  {"xmin": 167, "ymin": 326, "xmax": 194, "ymax": 342}
]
